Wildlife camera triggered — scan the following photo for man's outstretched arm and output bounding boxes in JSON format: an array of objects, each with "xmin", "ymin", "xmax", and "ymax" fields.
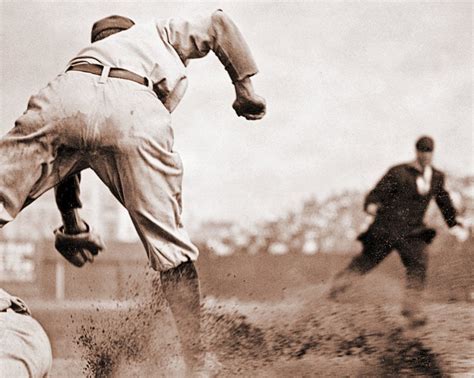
[
  {"xmin": 434, "ymin": 173, "xmax": 458, "ymax": 228},
  {"xmin": 55, "ymin": 174, "xmax": 87, "ymax": 234},
  {"xmin": 54, "ymin": 174, "xmax": 105, "ymax": 267},
  {"xmin": 434, "ymin": 173, "xmax": 469, "ymax": 242},
  {"xmin": 162, "ymin": 9, "xmax": 266, "ymax": 119}
]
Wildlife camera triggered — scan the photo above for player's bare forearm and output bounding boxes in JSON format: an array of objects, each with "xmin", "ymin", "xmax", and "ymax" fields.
[
  {"xmin": 60, "ymin": 209, "xmax": 88, "ymax": 235},
  {"xmin": 54, "ymin": 174, "xmax": 88, "ymax": 234}
]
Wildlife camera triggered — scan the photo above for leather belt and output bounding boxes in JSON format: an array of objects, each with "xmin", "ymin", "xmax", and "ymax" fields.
[{"xmin": 67, "ymin": 64, "xmax": 149, "ymax": 87}]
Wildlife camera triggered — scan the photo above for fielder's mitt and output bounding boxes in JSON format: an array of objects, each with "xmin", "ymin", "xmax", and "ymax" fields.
[{"xmin": 54, "ymin": 224, "xmax": 105, "ymax": 267}]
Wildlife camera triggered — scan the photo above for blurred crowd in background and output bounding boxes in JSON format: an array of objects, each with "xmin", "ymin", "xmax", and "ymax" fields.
[
  {"xmin": 197, "ymin": 175, "xmax": 473, "ymax": 256},
  {"xmin": 1, "ymin": 175, "xmax": 472, "ymax": 257},
  {"xmin": 0, "ymin": 175, "xmax": 472, "ymax": 303}
]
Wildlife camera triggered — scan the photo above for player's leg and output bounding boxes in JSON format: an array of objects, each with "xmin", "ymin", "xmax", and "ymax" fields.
[
  {"xmin": 398, "ymin": 238, "xmax": 429, "ymax": 326},
  {"xmin": 91, "ymin": 151, "xmax": 204, "ymax": 373},
  {"xmin": 0, "ymin": 77, "xmax": 88, "ymax": 227},
  {"xmin": 329, "ymin": 238, "xmax": 392, "ymax": 299},
  {"xmin": 88, "ymin": 82, "xmax": 203, "ymax": 371},
  {"xmin": 160, "ymin": 261, "xmax": 203, "ymax": 373},
  {"xmin": 0, "ymin": 118, "xmax": 51, "ymax": 226}
]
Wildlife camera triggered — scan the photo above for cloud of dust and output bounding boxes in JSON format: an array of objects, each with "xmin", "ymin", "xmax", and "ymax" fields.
[{"xmin": 74, "ymin": 272, "xmax": 445, "ymax": 377}]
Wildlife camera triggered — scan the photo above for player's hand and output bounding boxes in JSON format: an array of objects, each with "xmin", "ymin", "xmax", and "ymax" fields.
[
  {"xmin": 232, "ymin": 95, "xmax": 266, "ymax": 120},
  {"xmin": 54, "ymin": 222, "xmax": 105, "ymax": 267},
  {"xmin": 449, "ymin": 225, "xmax": 470, "ymax": 243},
  {"xmin": 365, "ymin": 203, "xmax": 378, "ymax": 217},
  {"xmin": 233, "ymin": 77, "xmax": 266, "ymax": 120}
]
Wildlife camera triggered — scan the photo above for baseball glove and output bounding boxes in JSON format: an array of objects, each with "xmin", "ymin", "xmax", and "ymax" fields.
[{"xmin": 54, "ymin": 224, "xmax": 105, "ymax": 267}]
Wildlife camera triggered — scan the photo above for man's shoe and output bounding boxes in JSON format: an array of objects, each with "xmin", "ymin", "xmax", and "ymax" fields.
[
  {"xmin": 401, "ymin": 299, "xmax": 428, "ymax": 328},
  {"xmin": 328, "ymin": 282, "xmax": 351, "ymax": 301},
  {"xmin": 403, "ymin": 311, "xmax": 428, "ymax": 328},
  {"xmin": 327, "ymin": 272, "xmax": 358, "ymax": 301}
]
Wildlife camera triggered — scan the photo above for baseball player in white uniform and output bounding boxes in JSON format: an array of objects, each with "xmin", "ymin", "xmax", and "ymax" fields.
[
  {"xmin": 0, "ymin": 289, "xmax": 53, "ymax": 377},
  {"xmin": 0, "ymin": 10, "xmax": 266, "ymax": 374}
]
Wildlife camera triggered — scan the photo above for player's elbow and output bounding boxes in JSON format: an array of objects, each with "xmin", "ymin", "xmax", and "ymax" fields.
[
  {"xmin": 211, "ymin": 9, "xmax": 226, "ymax": 22},
  {"xmin": 210, "ymin": 9, "xmax": 234, "ymax": 35}
]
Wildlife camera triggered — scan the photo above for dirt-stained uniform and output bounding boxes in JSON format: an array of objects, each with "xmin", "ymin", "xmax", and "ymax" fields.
[
  {"xmin": 0, "ymin": 11, "xmax": 265, "ymax": 373},
  {"xmin": 0, "ymin": 10, "xmax": 259, "ymax": 272}
]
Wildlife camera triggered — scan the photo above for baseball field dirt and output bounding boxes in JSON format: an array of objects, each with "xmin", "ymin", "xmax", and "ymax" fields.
[{"xmin": 39, "ymin": 278, "xmax": 473, "ymax": 377}]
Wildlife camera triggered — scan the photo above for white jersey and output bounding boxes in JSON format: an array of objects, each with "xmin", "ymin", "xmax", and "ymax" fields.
[{"xmin": 70, "ymin": 10, "xmax": 258, "ymax": 112}]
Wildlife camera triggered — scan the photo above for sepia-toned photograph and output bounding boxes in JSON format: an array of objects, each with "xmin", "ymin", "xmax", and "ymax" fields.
[{"xmin": 0, "ymin": 1, "xmax": 472, "ymax": 377}]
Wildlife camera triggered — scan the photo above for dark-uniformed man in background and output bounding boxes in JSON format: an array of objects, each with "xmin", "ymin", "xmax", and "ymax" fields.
[{"xmin": 329, "ymin": 136, "xmax": 469, "ymax": 327}]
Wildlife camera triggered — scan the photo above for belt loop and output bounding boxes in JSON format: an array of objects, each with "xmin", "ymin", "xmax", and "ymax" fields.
[{"xmin": 99, "ymin": 66, "xmax": 111, "ymax": 84}]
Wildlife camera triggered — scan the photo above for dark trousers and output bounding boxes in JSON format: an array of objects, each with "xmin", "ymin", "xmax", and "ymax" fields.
[{"xmin": 343, "ymin": 236, "xmax": 429, "ymax": 291}]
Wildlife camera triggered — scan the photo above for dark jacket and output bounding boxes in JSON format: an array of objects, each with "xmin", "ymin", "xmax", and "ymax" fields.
[{"xmin": 360, "ymin": 163, "xmax": 458, "ymax": 244}]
